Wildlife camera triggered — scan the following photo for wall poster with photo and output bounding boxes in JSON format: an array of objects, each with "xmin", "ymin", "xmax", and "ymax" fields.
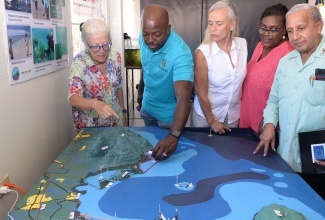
[{"xmin": 4, "ymin": 0, "xmax": 68, "ymax": 84}]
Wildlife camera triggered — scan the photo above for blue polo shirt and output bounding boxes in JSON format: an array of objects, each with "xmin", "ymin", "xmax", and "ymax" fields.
[{"xmin": 139, "ymin": 29, "xmax": 194, "ymax": 122}]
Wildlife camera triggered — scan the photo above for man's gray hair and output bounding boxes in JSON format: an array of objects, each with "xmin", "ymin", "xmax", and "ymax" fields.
[{"xmin": 286, "ymin": 3, "xmax": 322, "ymax": 23}]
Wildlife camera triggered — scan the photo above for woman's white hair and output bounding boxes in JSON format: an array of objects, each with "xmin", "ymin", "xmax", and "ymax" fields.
[{"xmin": 80, "ymin": 19, "xmax": 111, "ymax": 45}]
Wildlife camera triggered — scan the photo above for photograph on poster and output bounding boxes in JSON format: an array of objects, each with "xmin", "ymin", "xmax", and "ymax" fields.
[
  {"xmin": 32, "ymin": 0, "xmax": 50, "ymax": 19},
  {"xmin": 7, "ymin": 25, "xmax": 32, "ymax": 60},
  {"xmin": 12, "ymin": 66, "xmax": 20, "ymax": 81},
  {"xmin": 5, "ymin": 0, "xmax": 31, "ymax": 13},
  {"xmin": 55, "ymin": 26, "xmax": 67, "ymax": 59},
  {"xmin": 50, "ymin": 0, "xmax": 63, "ymax": 19},
  {"xmin": 32, "ymin": 28, "xmax": 54, "ymax": 63}
]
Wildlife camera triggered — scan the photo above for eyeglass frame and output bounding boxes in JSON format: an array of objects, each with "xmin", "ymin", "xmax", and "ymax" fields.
[
  {"xmin": 258, "ymin": 25, "xmax": 283, "ymax": 35},
  {"xmin": 87, "ymin": 41, "xmax": 112, "ymax": 52}
]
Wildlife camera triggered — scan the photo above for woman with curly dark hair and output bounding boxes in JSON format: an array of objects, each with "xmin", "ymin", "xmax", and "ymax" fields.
[{"xmin": 240, "ymin": 3, "xmax": 293, "ymax": 134}]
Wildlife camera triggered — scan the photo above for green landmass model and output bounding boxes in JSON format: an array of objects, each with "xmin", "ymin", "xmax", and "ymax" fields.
[
  {"xmin": 85, "ymin": 127, "xmax": 153, "ymax": 170},
  {"xmin": 254, "ymin": 203, "xmax": 306, "ymax": 220}
]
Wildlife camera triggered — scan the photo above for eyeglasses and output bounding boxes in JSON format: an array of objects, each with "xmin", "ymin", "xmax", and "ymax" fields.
[
  {"xmin": 258, "ymin": 26, "xmax": 282, "ymax": 35},
  {"xmin": 87, "ymin": 41, "xmax": 112, "ymax": 52}
]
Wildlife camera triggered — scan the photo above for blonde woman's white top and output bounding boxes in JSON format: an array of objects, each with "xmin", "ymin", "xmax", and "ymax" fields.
[{"xmin": 194, "ymin": 37, "xmax": 248, "ymax": 124}]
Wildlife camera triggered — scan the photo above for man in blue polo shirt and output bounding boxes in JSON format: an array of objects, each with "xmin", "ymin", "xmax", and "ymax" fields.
[{"xmin": 137, "ymin": 4, "xmax": 194, "ymax": 160}]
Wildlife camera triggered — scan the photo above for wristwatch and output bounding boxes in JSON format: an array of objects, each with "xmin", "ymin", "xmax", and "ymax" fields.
[
  {"xmin": 169, "ymin": 130, "xmax": 181, "ymax": 138},
  {"xmin": 122, "ymin": 109, "xmax": 127, "ymax": 114}
]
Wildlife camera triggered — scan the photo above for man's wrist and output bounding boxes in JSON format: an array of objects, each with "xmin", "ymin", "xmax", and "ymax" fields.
[
  {"xmin": 264, "ymin": 123, "xmax": 275, "ymax": 128},
  {"xmin": 169, "ymin": 129, "xmax": 181, "ymax": 138},
  {"xmin": 263, "ymin": 123, "xmax": 275, "ymax": 130}
]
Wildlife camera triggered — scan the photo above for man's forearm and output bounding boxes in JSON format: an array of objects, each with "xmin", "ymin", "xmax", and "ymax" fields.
[{"xmin": 171, "ymin": 94, "xmax": 192, "ymax": 132}]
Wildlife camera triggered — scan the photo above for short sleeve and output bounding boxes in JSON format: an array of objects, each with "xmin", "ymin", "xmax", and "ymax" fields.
[{"xmin": 68, "ymin": 59, "xmax": 85, "ymax": 100}]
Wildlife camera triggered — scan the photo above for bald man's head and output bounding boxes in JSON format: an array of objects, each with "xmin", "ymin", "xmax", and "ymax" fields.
[
  {"xmin": 141, "ymin": 4, "xmax": 171, "ymax": 52},
  {"xmin": 141, "ymin": 5, "xmax": 169, "ymax": 27}
]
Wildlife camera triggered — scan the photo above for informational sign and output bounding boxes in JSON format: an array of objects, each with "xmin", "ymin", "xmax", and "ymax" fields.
[
  {"xmin": 4, "ymin": 0, "xmax": 68, "ymax": 84},
  {"xmin": 72, "ymin": 0, "xmax": 105, "ymax": 18}
]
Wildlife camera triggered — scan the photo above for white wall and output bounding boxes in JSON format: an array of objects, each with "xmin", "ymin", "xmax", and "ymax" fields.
[
  {"xmin": 109, "ymin": 0, "xmax": 141, "ymax": 115},
  {"xmin": 0, "ymin": 1, "xmax": 75, "ymax": 218},
  {"xmin": 123, "ymin": 0, "xmax": 141, "ymax": 40},
  {"xmin": 108, "ymin": 1, "xmax": 124, "ymax": 56},
  {"xmin": 121, "ymin": 0, "xmax": 142, "ymax": 108}
]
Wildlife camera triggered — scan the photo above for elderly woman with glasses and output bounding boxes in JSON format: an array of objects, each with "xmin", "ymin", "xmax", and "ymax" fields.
[
  {"xmin": 68, "ymin": 19, "xmax": 127, "ymax": 131},
  {"xmin": 239, "ymin": 3, "xmax": 293, "ymax": 134}
]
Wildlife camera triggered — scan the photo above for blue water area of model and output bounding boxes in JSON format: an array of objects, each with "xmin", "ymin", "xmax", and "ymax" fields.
[{"xmin": 76, "ymin": 127, "xmax": 325, "ymax": 219}]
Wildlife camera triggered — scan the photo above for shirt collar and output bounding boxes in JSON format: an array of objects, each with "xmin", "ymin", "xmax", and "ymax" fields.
[
  {"xmin": 315, "ymin": 35, "xmax": 325, "ymax": 58},
  {"xmin": 81, "ymin": 50, "xmax": 97, "ymax": 67},
  {"xmin": 81, "ymin": 50, "xmax": 112, "ymax": 67},
  {"xmin": 211, "ymin": 38, "xmax": 241, "ymax": 55}
]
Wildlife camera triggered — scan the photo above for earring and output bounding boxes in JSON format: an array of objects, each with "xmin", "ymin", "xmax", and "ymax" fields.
[{"xmin": 283, "ymin": 35, "xmax": 285, "ymax": 40}]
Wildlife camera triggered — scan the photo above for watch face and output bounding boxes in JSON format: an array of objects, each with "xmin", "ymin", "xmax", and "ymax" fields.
[{"xmin": 172, "ymin": 130, "xmax": 181, "ymax": 137}]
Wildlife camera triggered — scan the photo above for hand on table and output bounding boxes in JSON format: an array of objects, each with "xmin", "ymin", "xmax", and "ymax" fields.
[
  {"xmin": 316, "ymin": 160, "xmax": 325, "ymax": 166},
  {"xmin": 92, "ymin": 100, "xmax": 119, "ymax": 120},
  {"xmin": 210, "ymin": 120, "xmax": 231, "ymax": 134},
  {"xmin": 151, "ymin": 134, "xmax": 179, "ymax": 161},
  {"xmin": 253, "ymin": 123, "xmax": 276, "ymax": 157}
]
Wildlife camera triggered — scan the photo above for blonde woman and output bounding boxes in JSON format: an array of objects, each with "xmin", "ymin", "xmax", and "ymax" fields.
[{"xmin": 192, "ymin": 0, "xmax": 247, "ymax": 134}]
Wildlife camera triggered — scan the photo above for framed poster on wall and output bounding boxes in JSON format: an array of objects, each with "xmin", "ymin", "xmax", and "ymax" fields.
[{"xmin": 4, "ymin": 0, "xmax": 68, "ymax": 84}]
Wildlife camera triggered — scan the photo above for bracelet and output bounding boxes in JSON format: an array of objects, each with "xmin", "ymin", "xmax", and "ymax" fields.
[{"xmin": 122, "ymin": 109, "xmax": 127, "ymax": 114}]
